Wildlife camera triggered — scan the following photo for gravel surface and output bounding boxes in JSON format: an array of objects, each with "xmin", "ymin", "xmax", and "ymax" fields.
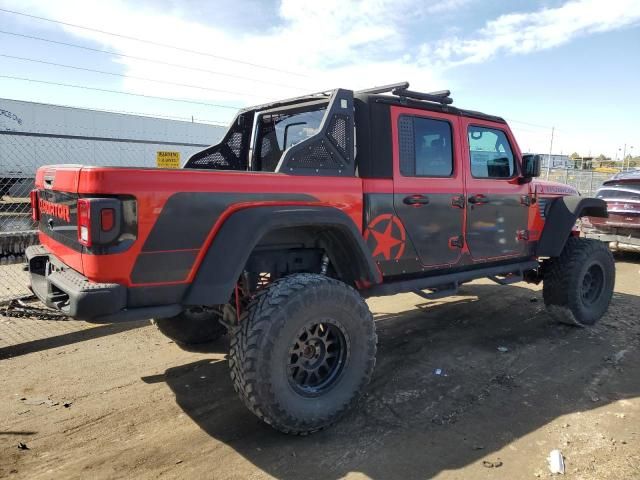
[
  {"xmin": 0, "ymin": 264, "xmax": 30, "ymax": 303},
  {"xmin": 1, "ymin": 254, "xmax": 639, "ymax": 479}
]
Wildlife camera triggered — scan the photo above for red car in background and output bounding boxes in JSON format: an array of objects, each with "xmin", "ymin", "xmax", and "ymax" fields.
[{"xmin": 582, "ymin": 170, "xmax": 640, "ymax": 252}]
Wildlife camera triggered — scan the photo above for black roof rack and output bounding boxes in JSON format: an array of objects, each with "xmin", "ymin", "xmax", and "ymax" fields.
[
  {"xmin": 392, "ymin": 87, "xmax": 453, "ymax": 105},
  {"xmin": 355, "ymin": 81, "xmax": 410, "ymax": 95},
  {"xmin": 356, "ymin": 80, "xmax": 454, "ymax": 105},
  {"xmin": 241, "ymin": 81, "xmax": 454, "ymax": 116}
]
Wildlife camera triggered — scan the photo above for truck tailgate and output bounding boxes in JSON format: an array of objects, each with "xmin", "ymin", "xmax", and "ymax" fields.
[{"xmin": 35, "ymin": 165, "xmax": 84, "ymax": 274}]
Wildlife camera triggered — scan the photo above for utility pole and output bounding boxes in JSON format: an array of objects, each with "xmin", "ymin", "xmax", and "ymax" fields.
[
  {"xmin": 546, "ymin": 126, "xmax": 555, "ymax": 179},
  {"xmin": 622, "ymin": 144, "xmax": 627, "ymax": 171}
]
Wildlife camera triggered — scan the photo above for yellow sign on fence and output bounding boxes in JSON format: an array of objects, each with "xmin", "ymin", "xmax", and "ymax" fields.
[{"xmin": 156, "ymin": 151, "xmax": 180, "ymax": 169}]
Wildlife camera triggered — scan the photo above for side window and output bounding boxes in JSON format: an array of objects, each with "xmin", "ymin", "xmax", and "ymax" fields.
[
  {"xmin": 398, "ymin": 116, "xmax": 453, "ymax": 177},
  {"xmin": 468, "ymin": 126, "xmax": 515, "ymax": 178}
]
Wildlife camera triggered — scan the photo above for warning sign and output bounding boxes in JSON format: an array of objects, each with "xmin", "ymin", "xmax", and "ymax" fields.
[{"xmin": 156, "ymin": 151, "xmax": 180, "ymax": 168}]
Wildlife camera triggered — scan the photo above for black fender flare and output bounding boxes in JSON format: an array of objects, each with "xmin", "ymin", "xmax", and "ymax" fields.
[
  {"xmin": 536, "ymin": 196, "xmax": 607, "ymax": 257},
  {"xmin": 184, "ymin": 205, "xmax": 381, "ymax": 306}
]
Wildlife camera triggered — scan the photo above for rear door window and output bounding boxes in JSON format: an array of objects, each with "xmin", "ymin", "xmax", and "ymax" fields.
[{"xmin": 398, "ymin": 116, "xmax": 453, "ymax": 177}]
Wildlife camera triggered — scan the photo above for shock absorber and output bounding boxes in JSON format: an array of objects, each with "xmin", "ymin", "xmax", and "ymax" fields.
[{"xmin": 320, "ymin": 253, "xmax": 329, "ymax": 275}]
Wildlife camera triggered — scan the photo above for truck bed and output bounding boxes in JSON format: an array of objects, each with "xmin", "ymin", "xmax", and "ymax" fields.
[{"xmin": 35, "ymin": 165, "xmax": 364, "ymax": 285}]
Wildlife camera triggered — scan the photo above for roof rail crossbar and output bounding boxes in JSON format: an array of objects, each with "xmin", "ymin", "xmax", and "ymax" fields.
[
  {"xmin": 392, "ymin": 88, "xmax": 453, "ymax": 105},
  {"xmin": 426, "ymin": 89, "xmax": 451, "ymax": 98},
  {"xmin": 356, "ymin": 81, "xmax": 410, "ymax": 95}
]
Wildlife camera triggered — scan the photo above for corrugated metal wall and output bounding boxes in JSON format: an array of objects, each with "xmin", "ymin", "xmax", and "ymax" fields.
[{"xmin": 0, "ymin": 98, "xmax": 226, "ymax": 175}]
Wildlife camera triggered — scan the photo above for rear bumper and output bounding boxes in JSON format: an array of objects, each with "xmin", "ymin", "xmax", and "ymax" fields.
[{"xmin": 26, "ymin": 245, "xmax": 180, "ymax": 322}]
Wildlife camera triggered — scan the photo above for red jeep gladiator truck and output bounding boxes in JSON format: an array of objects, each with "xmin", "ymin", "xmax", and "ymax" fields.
[{"xmin": 26, "ymin": 82, "xmax": 614, "ymax": 434}]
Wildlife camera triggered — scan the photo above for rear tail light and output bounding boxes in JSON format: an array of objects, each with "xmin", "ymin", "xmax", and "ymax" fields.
[
  {"xmin": 100, "ymin": 208, "xmax": 115, "ymax": 231},
  {"xmin": 76, "ymin": 198, "xmax": 123, "ymax": 248},
  {"xmin": 608, "ymin": 202, "xmax": 640, "ymax": 214},
  {"xmin": 30, "ymin": 190, "xmax": 40, "ymax": 221},
  {"xmin": 625, "ymin": 204, "xmax": 639, "ymax": 212},
  {"xmin": 77, "ymin": 198, "xmax": 92, "ymax": 247}
]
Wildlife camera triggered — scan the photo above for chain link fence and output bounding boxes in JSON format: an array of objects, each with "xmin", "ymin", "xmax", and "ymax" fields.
[
  {"xmin": 544, "ymin": 169, "xmax": 611, "ymax": 198},
  {"xmin": 1, "ymin": 130, "xmax": 210, "ymax": 302},
  {"xmin": 0, "ymin": 130, "xmax": 615, "ymax": 302}
]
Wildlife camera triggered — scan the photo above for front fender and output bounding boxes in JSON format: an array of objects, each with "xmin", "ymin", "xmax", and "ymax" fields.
[{"xmin": 536, "ymin": 196, "xmax": 607, "ymax": 257}]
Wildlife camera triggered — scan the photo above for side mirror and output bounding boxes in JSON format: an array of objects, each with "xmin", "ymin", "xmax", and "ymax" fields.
[{"xmin": 522, "ymin": 154, "xmax": 541, "ymax": 178}]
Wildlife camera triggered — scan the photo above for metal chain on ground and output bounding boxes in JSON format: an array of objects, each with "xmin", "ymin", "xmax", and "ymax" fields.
[{"xmin": 0, "ymin": 296, "xmax": 69, "ymax": 320}]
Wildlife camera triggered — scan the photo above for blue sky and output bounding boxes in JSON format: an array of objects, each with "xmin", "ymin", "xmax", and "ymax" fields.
[{"xmin": 0, "ymin": 0, "xmax": 639, "ymax": 159}]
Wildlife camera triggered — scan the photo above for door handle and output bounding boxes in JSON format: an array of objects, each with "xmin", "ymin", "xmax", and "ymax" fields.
[
  {"xmin": 403, "ymin": 194, "xmax": 430, "ymax": 206},
  {"xmin": 468, "ymin": 194, "xmax": 489, "ymax": 205}
]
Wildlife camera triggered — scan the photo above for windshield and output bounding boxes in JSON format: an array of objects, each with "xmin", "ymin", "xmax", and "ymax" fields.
[{"xmin": 254, "ymin": 104, "xmax": 327, "ymax": 172}]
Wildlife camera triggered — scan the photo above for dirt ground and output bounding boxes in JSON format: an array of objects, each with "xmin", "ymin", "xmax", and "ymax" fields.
[{"xmin": 1, "ymin": 254, "xmax": 639, "ymax": 480}]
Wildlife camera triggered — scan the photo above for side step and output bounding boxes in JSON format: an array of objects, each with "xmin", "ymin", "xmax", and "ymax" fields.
[{"xmin": 364, "ymin": 260, "xmax": 539, "ymax": 298}]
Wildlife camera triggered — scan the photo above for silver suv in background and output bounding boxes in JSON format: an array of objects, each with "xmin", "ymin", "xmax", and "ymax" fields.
[{"xmin": 582, "ymin": 171, "xmax": 640, "ymax": 252}]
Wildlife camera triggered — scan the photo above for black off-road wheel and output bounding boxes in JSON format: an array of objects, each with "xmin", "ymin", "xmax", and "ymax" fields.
[
  {"xmin": 152, "ymin": 306, "xmax": 227, "ymax": 345},
  {"xmin": 229, "ymin": 273, "xmax": 377, "ymax": 435},
  {"xmin": 543, "ymin": 237, "xmax": 615, "ymax": 325}
]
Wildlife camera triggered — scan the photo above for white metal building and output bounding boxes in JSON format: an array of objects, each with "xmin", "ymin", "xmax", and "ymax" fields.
[
  {"xmin": 0, "ymin": 98, "xmax": 226, "ymax": 185},
  {"xmin": 538, "ymin": 153, "xmax": 571, "ymax": 169}
]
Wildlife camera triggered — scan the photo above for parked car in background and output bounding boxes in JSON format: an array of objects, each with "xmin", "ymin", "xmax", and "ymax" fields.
[{"xmin": 582, "ymin": 170, "xmax": 640, "ymax": 252}]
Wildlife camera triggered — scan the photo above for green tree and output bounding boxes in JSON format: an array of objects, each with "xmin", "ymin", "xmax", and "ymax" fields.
[{"xmin": 624, "ymin": 155, "xmax": 640, "ymax": 169}]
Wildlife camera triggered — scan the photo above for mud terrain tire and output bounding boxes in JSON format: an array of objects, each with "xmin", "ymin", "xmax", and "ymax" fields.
[
  {"xmin": 152, "ymin": 307, "xmax": 227, "ymax": 345},
  {"xmin": 229, "ymin": 273, "xmax": 377, "ymax": 435},
  {"xmin": 543, "ymin": 237, "xmax": 615, "ymax": 325}
]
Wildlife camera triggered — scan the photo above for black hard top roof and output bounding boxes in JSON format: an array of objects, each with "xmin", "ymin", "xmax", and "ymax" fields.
[
  {"xmin": 238, "ymin": 82, "xmax": 506, "ymax": 125},
  {"xmin": 362, "ymin": 94, "xmax": 506, "ymax": 124}
]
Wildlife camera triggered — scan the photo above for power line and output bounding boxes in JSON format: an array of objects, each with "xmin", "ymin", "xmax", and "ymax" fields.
[
  {"xmin": 0, "ymin": 7, "xmax": 310, "ymax": 78},
  {"xmin": 1, "ymin": 94, "xmax": 230, "ymax": 124},
  {"xmin": 509, "ymin": 125, "xmax": 553, "ymax": 135},
  {"xmin": 0, "ymin": 30, "xmax": 310, "ymax": 91},
  {"xmin": 0, "ymin": 74, "xmax": 242, "ymax": 110},
  {"xmin": 0, "ymin": 53, "xmax": 269, "ymax": 99},
  {"xmin": 60, "ymin": 106, "xmax": 229, "ymax": 125},
  {"xmin": 505, "ymin": 117, "xmax": 554, "ymax": 130},
  {"xmin": 507, "ymin": 117, "xmax": 585, "ymax": 139},
  {"xmin": 507, "ymin": 116, "xmax": 583, "ymax": 140}
]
